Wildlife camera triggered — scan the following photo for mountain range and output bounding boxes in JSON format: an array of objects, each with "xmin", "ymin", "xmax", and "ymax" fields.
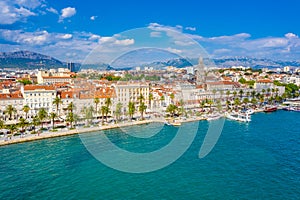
[
  {"xmin": 0, "ymin": 51, "xmax": 299, "ymax": 70},
  {"xmin": 0, "ymin": 51, "xmax": 64, "ymax": 69}
]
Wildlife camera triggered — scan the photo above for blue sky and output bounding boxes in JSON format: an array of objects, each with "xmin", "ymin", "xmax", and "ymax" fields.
[{"xmin": 0, "ymin": 0, "xmax": 300, "ymax": 62}]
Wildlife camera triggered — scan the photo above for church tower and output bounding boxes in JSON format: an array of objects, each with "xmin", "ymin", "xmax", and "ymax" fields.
[{"xmin": 196, "ymin": 57, "xmax": 206, "ymax": 86}]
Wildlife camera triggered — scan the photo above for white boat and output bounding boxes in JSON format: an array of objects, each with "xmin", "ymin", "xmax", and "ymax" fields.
[
  {"xmin": 164, "ymin": 122, "xmax": 172, "ymax": 126},
  {"xmin": 244, "ymin": 109, "xmax": 254, "ymax": 115},
  {"xmin": 226, "ymin": 112, "xmax": 251, "ymax": 122},
  {"xmin": 207, "ymin": 114, "xmax": 222, "ymax": 121},
  {"xmin": 171, "ymin": 122, "xmax": 182, "ymax": 126}
]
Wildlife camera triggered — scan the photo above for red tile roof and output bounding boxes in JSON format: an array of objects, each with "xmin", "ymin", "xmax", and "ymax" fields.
[
  {"xmin": 42, "ymin": 76, "xmax": 71, "ymax": 79},
  {"xmin": 257, "ymin": 79, "xmax": 273, "ymax": 83},
  {"xmin": 0, "ymin": 91, "xmax": 23, "ymax": 99},
  {"xmin": 24, "ymin": 85, "xmax": 55, "ymax": 91}
]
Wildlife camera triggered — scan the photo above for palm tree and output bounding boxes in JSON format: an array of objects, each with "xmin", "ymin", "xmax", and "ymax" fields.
[
  {"xmin": 53, "ymin": 96, "xmax": 62, "ymax": 115},
  {"xmin": 128, "ymin": 101, "xmax": 135, "ymax": 120},
  {"xmin": 5, "ymin": 105, "xmax": 16, "ymax": 120},
  {"xmin": 139, "ymin": 102, "xmax": 147, "ymax": 120},
  {"xmin": 49, "ymin": 112, "xmax": 57, "ymax": 130},
  {"xmin": 86, "ymin": 106, "xmax": 94, "ymax": 124},
  {"xmin": 226, "ymin": 100, "xmax": 231, "ymax": 110},
  {"xmin": 94, "ymin": 97, "xmax": 100, "ymax": 116},
  {"xmin": 166, "ymin": 104, "xmax": 178, "ymax": 117},
  {"xmin": 262, "ymin": 89, "xmax": 266, "ymax": 97},
  {"xmin": 104, "ymin": 98, "xmax": 112, "ymax": 119},
  {"xmin": 105, "ymin": 97, "xmax": 112, "ymax": 108},
  {"xmin": 148, "ymin": 93, "xmax": 153, "ymax": 109},
  {"xmin": 67, "ymin": 102, "xmax": 75, "ymax": 113},
  {"xmin": 169, "ymin": 93, "xmax": 175, "ymax": 104},
  {"xmin": 38, "ymin": 108, "xmax": 48, "ymax": 129},
  {"xmin": 243, "ymin": 98, "xmax": 249, "ymax": 104},
  {"xmin": 282, "ymin": 92, "xmax": 287, "ymax": 101},
  {"xmin": 234, "ymin": 98, "xmax": 241, "ymax": 107},
  {"xmin": 18, "ymin": 118, "xmax": 28, "ymax": 136},
  {"xmin": 160, "ymin": 95, "xmax": 165, "ymax": 107},
  {"xmin": 200, "ymin": 100, "xmax": 206, "ymax": 110},
  {"xmin": 271, "ymin": 88, "xmax": 275, "ymax": 97},
  {"xmin": 239, "ymin": 89, "xmax": 244, "ymax": 99},
  {"xmin": 8, "ymin": 124, "xmax": 17, "ymax": 137},
  {"xmin": 246, "ymin": 91, "xmax": 250, "ymax": 98},
  {"xmin": 178, "ymin": 99, "xmax": 185, "ymax": 116},
  {"xmin": 216, "ymin": 100, "xmax": 222, "ymax": 112},
  {"xmin": 66, "ymin": 112, "xmax": 75, "ymax": 128},
  {"xmin": 32, "ymin": 116, "xmax": 41, "ymax": 134},
  {"xmin": 226, "ymin": 90, "xmax": 231, "ymax": 100},
  {"xmin": 267, "ymin": 88, "xmax": 271, "ymax": 96},
  {"xmin": 22, "ymin": 105, "xmax": 30, "ymax": 119},
  {"xmin": 207, "ymin": 99, "xmax": 213, "ymax": 112},
  {"xmin": 212, "ymin": 89, "xmax": 217, "ymax": 102},
  {"xmin": 100, "ymin": 106, "xmax": 107, "ymax": 124},
  {"xmin": 115, "ymin": 102, "xmax": 123, "ymax": 122},
  {"xmin": 104, "ymin": 106, "xmax": 110, "ymax": 122},
  {"xmin": 0, "ymin": 119, "xmax": 4, "ymax": 129},
  {"xmin": 259, "ymin": 96, "xmax": 265, "ymax": 106},
  {"xmin": 251, "ymin": 90, "xmax": 256, "ymax": 99},
  {"xmin": 138, "ymin": 94, "xmax": 145, "ymax": 104},
  {"xmin": 219, "ymin": 90, "xmax": 224, "ymax": 101},
  {"xmin": 275, "ymin": 95, "xmax": 282, "ymax": 103},
  {"xmin": 275, "ymin": 88, "xmax": 279, "ymax": 96},
  {"xmin": 251, "ymin": 97, "xmax": 257, "ymax": 105},
  {"xmin": 233, "ymin": 91, "xmax": 237, "ymax": 98}
]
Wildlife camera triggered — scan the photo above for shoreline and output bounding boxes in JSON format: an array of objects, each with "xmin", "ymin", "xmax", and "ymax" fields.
[
  {"xmin": 0, "ymin": 117, "xmax": 207, "ymax": 147},
  {"xmin": 0, "ymin": 109, "xmax": 281, "ymax": 147},
  {"xmin": 0, "ymin": 119, "xmax": 159, "ymax": 146}
]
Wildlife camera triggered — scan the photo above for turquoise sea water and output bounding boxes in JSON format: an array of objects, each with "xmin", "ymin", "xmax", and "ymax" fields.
[{"xmin": 0, "ymin": 111, "xmax": 299, "ymax": 199}]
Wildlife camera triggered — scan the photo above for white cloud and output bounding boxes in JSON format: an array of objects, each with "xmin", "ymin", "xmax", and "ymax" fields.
[
  {"xmin": 15, "ymin": 0, "xmax": 42, "ymax": 9},
  {"xmin": 285, "ymin": 33, "xmax": 298, "ymax": 39},
  {"xmin": 89, "ymin": 34, "xmax": 101, "ymax": 41},
  {"xmin": 185, "ymin": 27, "xmax": 196, "ymax": 31},
  {"xmin": 174, "ymin": 40, "xmax": 196, "ymax": 46},
  {"xmin": 99, "ymin": 37, "xmax": 114, "ymax": 43},
  {"xmin": 207, "ymin": 33, "xmax": 251, "ymax": 44},
  {"xmin": 0, "ymin": 1, "xmax": 36, "ymax": 24},
  {"xmin": 166, "ymin": 47, "xmax": 182, "ymax": 54},
  {"xmin": 213, "ymin": 48, "xmax": 232, "ymax": 55},
  {"xmin": 57, "ymin": 34, "xmax": 73, "ymax": 40},
  {"xmin": 59, "ymin": 7, "xmax": 76, "ymax": 22},
  {"xmin": 262, "ymin": 38, "xmax": 288, "ymax": 48},
  {"xmin": 46, "ymin": 7, "xmax": 58, "ymax": 14},
  {"xmin": 150, "ymin": 31, "xmax": 161, "ymax": 38},
  {"xmin": 1, "ymin": 29, "xmax": 49, "ymax": 45},
  {"xmin": 90, "ymin": 16, "xmax": 97, "ymax": 21},
  {"xmin": 1, "ymin": 21, "xmax": 300, "ymax": 63},
  {"xmin": 114, "ymin": 39, "xmax": 134, "ymax": 46}
]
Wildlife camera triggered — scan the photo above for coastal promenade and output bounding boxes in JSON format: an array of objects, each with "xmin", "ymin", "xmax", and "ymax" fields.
[
  {"xmin": 0, "ymin": 107, "xmax": 282, "ymax": 147},
  {"xmin": 0, "ymin": 117, "xmax": 205, "ymax": 146}
]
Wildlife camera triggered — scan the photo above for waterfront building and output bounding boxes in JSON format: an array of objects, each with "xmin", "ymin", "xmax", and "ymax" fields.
[
  {"xmin": 0, "ymin": 91, "xmax": 23, "ymax": 121},
  {"xmin": 37, "ymin": 69, "xmax": 73, "ymax": 84},
  {"xmin": 21, "ymin": 85, "xmax": 56, "ymax": 118},
  {"xmin": 114, "ymin": 82, "xmax": 150, "ymax": 113}
]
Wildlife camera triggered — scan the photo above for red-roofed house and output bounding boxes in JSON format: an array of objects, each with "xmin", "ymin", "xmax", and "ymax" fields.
[
  {"xmin": 0, "ymin": 91, "xmax": 24, "ymax": 120},
  {"xmin": 21, "ymin": 85, "xmax": 57, "ymax": 118}
]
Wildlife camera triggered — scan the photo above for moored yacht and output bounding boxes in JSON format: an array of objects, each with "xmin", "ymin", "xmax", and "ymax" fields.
[
  {"xmin": 206, "ymin": 113, "xmax": 223, "ymax": 121},
  {"xmin": 226, "ymin": 112, "xmax": 251, "ymax": 122}
]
